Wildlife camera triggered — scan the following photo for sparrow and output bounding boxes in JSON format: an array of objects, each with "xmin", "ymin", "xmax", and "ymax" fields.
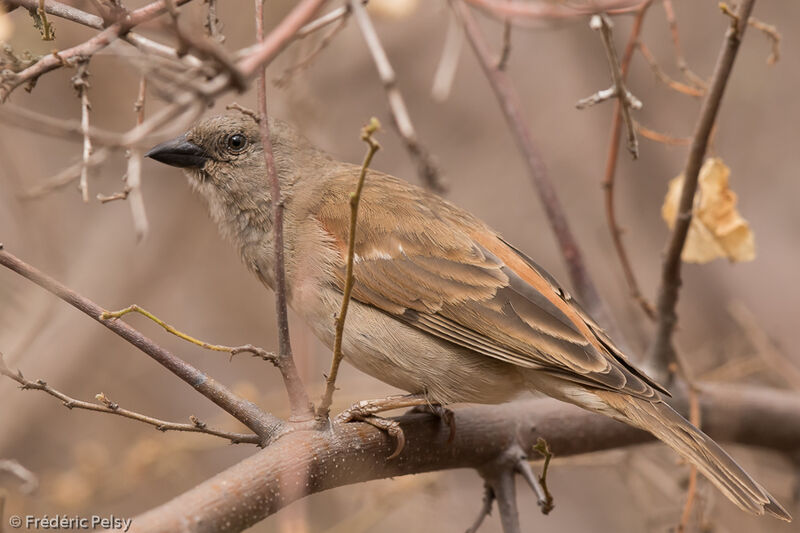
[{"xmin": 146, "ymin": 113, "xmax": 791, "ymax": 521}]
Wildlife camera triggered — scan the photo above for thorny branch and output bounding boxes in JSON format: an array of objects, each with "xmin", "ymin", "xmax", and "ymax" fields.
[
  {"xmin": 0, "ymin": 353, "xmax": 260, "ymax": 444},
  {"xmin": 646, "ymin": 0, "xmax": 759, "ymax": 382},
  {"xmin": 317, "ymin": 118, "xmax": 381, "ymax": 419},
  {"xmin": 256, "ymin": 0, "xmax": 314, "ymax": 422},
  {"xmin": 349, "ymin": 0, "xmax": 444, "ymax": 193}
]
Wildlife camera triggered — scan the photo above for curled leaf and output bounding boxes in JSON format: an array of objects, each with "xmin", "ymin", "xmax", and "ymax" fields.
[{"xmin": 662, "ymin": 157, "xmax": 755, "ymax": 263}]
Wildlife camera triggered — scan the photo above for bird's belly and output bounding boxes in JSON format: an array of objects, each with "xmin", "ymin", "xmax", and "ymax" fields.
[{"xmin": 291, "ymin": 282, "xmax": 526, "ymax": 405}]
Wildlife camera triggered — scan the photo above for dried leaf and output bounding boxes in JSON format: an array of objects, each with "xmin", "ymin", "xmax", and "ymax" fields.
[{"xmin": 662, "ymin": 157, "xmax": 755, "ymax": 263}]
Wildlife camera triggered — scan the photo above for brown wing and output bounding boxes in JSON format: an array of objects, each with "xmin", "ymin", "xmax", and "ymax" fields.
[{"xmin": 314, "ymin": 169, "xmax": 666, "ymax": 400}]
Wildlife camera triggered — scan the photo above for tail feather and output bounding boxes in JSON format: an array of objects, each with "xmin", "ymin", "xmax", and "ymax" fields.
[{"xmin": 595, "ymin": 390, "xmax": 792, "ymax": 522}]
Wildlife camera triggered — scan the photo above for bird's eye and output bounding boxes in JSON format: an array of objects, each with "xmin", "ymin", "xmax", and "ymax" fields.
[{"xmin": 226, "ymin": 133, "xmax": 247, "ymax": 153}]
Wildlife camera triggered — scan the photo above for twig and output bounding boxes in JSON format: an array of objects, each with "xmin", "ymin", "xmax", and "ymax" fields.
[
  {"xmin": 661, "ymin": 0, "xmax": 707, "ymax": 90},
  {"xmin": 454, "ymin": 0, "xmax": 616, "ymax": 335},
  {"xmin": 255, "ymin": 0, "xmax": 314, "ymax": 421},
  {"xmin": 19, "ymin": 148, "xmax": 110, "ymax": 199},
  {"xmin": 317, "ymin": 118, "xmax": 381, "ymax": 419},
  {"xmin": 6, "ymin": 0, "xmax": 104, "ymax": 28},
  {"xmin": 126, "ymin": 76, "xmax": 150, "ymax": 241},
  {"xmin": 0, "ymin": 459, "xmax": 38, "ymax": 494},
  {"xmin": 0, "ymin": 246, "xmax": 284, "ymax": 443},
  {"xmin": 465, "ymin": 484, "xmax": 495, "ymax": 533},
  {"xmin": 728, "ymin": 301, "xmax": 800, "ymax": 391},
  {"xmin": 97, "ymin": 187, "xmax": 131, "ymax": 203},
  {"xmin": 635, "ymin": 121, "xmax": 691, "ymax": 146},
  {"xmin": 72, "ymin": 59, "xmax": 92, "ymax": 203},
  {"xmin": 297, "ymin": 4, "xmax": 351, "ymax": 38},
  {"xmin": 719, "ymin": 4, "xmax": 780, "ymax": 65},
  {"xmin": 431, "ymin": 11, "xmax": 464, "ymax": 102},
  {"xmin": 530, "ymin": 437, "xmax": 554, "ymax": 513},
  {"xmin": 677, "ymin": 385, "xmax": 701, "ymax": 532},
  {"xmin": 646, "ymin": 0, "xmax": 758, "ymax": 382},
  {"xmin": 99, "ymin": 304, "xmax": 277, "ymax": 363},
  {"xmin": 577, "ymin": 14, "xmax": 642, "ymax": 159},
  {"xmin": 274, "ymin": 9, "xmax": 349, "ymax": 88},
  {"xmin": 0, "ymin": 0, "xmax": 195, "ymax": 102},
  {"xmin": 748, "ymin": 17, "xmax": 780, "ymax": 65},
  {"xmin": 497, "ymin": 17, "xmax": 511, "ymax": 70},
  {"xmin": 0, "ymin": 353, "xmax": 259, "ymax": 444},
  {"xmin": 463, "ymin": 0, "xmax": 643, "ymax": 24},
  {"xmin": 637, "ymin": 41, "xmax": 704, "ymax": 97},
  {"xmin": 35, "ymin": 0, "xmax": 56, "ymax": 40},
  {"xmin": 600, "ymin": 0, "xmax": 655, "ymax": 320},
  {"xmin": 203, "ymin": 0, "xmax": 224, "ymax": 42},
  {"xmin": 225, "ymin": 102, "xmax": 260, "ymax": 123},
  {"xmin": 237, "ymin": 0, "xmax": 327, "ymax": 78},
  {"xmin": 349, "ymin": 0, "xmax": 444, "ymax": 193},
  {"xmin": 476, "ymin": 446, "xmax": 526, "ymax": 533}
]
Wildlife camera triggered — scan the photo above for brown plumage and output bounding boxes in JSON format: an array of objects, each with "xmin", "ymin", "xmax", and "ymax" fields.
[{"xmin": 146, "ymin": 114, "xmax": 791, "ymax": 522}]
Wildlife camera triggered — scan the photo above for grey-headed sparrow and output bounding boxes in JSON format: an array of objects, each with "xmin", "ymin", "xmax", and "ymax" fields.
[{"xmin": 146, "ymin": 114, "xmax": 790, "ymax": 522}]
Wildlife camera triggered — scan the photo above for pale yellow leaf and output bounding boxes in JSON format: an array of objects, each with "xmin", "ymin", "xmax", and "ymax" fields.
[{"xmin": 661, "ymin": 157, "xmax": 755, "ymax": 263}]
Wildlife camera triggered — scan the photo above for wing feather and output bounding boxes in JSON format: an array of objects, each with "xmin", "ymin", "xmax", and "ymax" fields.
[{"xmin": 314, "ymin": 170, "xmax": 665, "ymax": 400}]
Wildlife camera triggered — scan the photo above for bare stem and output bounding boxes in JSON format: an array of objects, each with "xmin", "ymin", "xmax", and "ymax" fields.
[
  {"xmin": 349, "ymin": 0, "xmax": 444, "ymax": 193},
  {"xmin": 601, "ymin": 1, "xmax": 655, "ymax": 320},
  {"xmin": 317, "ymin": 118, "xmax": 381, "ymax": 418},
  {"xmin": 126, "ymin": 76, "xmax": 150, "ymax": 241},
  {"xmin": 0, "ymin": 246, "xmax": 284, "ymax": 442},
  {"xmin": 578, "ymin": 13, "xmax": 642, "ymax": 158},
  {"xmin": 255, "ymin": 0, "xmax": 314, "ymax": 421},
  {"xmin": 646, "ymin": 0, "xmax": 758, "ymax": 381},
  {"xmin": 0, "ymin": 353, "xmax": 259, "ymax": 444},
  {"xmin": 72, "ymin": 59, "xmax": 92, "ymax": 203},
  {"xmin": 454, "ymin": 0, "xmax": 616, "ymax": 335},
  {"xmin": 99, "ymin": 304, "xmax": 277, "ymax": 363}
]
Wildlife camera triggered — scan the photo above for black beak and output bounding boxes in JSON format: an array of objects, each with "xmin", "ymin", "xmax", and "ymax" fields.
[{"xmin": 145, "ymin": 135, "xmax": 208, "ymax": 169}]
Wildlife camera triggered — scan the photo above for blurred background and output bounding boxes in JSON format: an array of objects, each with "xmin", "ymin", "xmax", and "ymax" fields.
[{"xmin": 1, "ymin": 1, "xmax": 798, "ymax": 531}]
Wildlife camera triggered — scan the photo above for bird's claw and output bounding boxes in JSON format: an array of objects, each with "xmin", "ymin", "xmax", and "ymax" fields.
[{"xmin": 336, "ymin": 402, "xmax": 406, "ymax": 459}]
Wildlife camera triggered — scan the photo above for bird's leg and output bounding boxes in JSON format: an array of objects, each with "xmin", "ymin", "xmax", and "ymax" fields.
[
  {"xmin": 335, "ymin": 393, "xmax": 430, "ymax": 459},
  {"xmin": 407, "ymin": 403, "xmax": 456, "ymax": 443}
]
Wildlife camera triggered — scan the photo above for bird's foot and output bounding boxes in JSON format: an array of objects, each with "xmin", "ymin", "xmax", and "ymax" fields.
[
  {"xmin": 407, "ymin": 403, "xmax": 456, "ymax": 443},
  {"xmin": 335, "ymin": 394, "xmax": 429, "ymax": 460}
]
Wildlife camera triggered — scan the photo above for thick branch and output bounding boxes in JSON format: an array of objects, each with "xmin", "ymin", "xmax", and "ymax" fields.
[
  {"xmin": 131, "ymin": 383, "xmax": 800, "ymax": 532},
  {"xmin": 646, "ymin": 0, "xmax": 757, "ymax": 381},
  {"xmin": 0, "ymin": 246, "xmax": 284, "ymax": 443}
]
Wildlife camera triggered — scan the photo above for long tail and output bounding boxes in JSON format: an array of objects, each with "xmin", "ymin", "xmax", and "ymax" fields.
[{"xmin": 594, "ymin": 390, "xmax": 792, "ymax": 521}]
